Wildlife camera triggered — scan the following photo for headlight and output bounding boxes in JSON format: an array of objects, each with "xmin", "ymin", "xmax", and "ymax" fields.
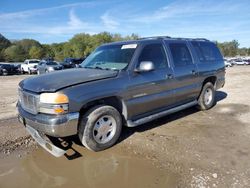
[
  {"xmin": 48, "ymin": 67, "xmax": 54, "ymax": 71},
  {"xmin": 39, "ymin": 93, "xmax": 69, "ymax": 114}
]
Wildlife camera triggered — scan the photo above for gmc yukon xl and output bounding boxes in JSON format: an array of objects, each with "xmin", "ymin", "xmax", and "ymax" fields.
[{"xmin": 17, "ymin": 36, "xmax": 225, "ymax": 157}]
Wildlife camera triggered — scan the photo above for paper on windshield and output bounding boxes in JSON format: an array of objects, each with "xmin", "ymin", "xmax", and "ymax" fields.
[{"xmin": 121, "ymin": 44, "xmax": 137, "ymax": 49}]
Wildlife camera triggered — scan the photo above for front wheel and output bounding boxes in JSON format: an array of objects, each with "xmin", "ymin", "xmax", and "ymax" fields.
[
  {"xmin": 197, "ymin": 82, "xmax": 215, "ymax": 110},
  {"xmin": 78, "ymin": 105, "xmax": 122, "ymax": 151}
]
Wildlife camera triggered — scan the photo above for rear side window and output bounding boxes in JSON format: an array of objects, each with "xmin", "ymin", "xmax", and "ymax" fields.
[
  {"xmin": 192, "ymin": 41, "xmax": 222, "ymax": 62},
  {"xmin": 138, "ymin": 44, "xmax": 167, "ymax": 69},
  {"xmin": 169, "ymin": 43, "xmax": 193, "ymax": 67}
]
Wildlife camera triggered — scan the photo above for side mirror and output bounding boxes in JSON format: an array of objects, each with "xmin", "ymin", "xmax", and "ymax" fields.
[{"xmin": 135, "ymin": 61, "xmax": 155, "ymax": 73}]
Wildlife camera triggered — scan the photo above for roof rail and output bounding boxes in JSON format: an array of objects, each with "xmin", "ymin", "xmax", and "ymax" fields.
[
  {"xmin": 139, "ymin": 36, "xmax": 171, "ymax": 40},
  {"xmin": 193, "ymin": 38, "xmax": 209, "ymax": 41}
]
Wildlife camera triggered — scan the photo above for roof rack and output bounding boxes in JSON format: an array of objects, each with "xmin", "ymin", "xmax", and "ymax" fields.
[
  {"xmin": 139, "ymin": 36, "xmax": 171, "ymax": 40},
  {"xmin": 193, "ymin": 38, "xmax": 209, "ymax": 41}
]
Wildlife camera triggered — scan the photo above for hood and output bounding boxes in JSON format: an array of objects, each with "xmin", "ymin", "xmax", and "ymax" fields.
[
  {"xmin": 20, "ymin": 68, "xmax": 118, "ymax": 93},
  {"xmin": 48, "ymin": 65, "xmax": 62, "ymax": 68},
  {"xmin": 30, "ymin": 64, "xmax": 38, "ymax": 67}
]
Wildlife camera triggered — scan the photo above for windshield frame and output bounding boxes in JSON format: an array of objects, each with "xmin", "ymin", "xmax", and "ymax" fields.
[
  {"xmin": 46, "ymin": 61, "xmax": 58, "ymax": 65},
  {"xmin": 80, "ymin": 43, "xmax": 138, "ymax": 71},
  {"xmin": 29, "ymin": 61, "xmax": 40, "ymax": 64}
]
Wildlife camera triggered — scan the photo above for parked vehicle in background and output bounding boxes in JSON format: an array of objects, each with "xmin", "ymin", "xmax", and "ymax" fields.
[
  {"xmin": 21, "ymin": 59, "xmax": 40, "ymax": 74},
  {"xmin": 233, "ymin": 59, "xmax": 248, "ymax": 65},
  {"xmin": 224, "ymin": 60, "xmax": 232, "ymax": 67},
  {"xmin": 0, "ymin": 63, "xmax": 19, "ymax": 75},
  {"xmin": 244, "ymin": 59, "xmax": 250, "ymax": 65},
  {"xmin": 37, "ymin": 60, "xmax": 63, "ymax": 74},
  {"xmin": 17, "ymin": 36, "xmax": 225, "ymax": 157},
  {"xmin": 13, "ymin": 63, "xmax": 22, "ymax": 74},
  {"xmin": 61, "ymin": 57, "xmax": 85, "ymax": 69}
]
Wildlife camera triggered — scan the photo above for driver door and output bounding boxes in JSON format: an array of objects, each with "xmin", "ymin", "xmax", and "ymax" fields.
[{"xmin": 126, "ymin": 42, "xmax": 175, "ymax": 120}]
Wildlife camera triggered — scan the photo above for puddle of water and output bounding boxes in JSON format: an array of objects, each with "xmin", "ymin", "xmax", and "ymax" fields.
[{"xmin": 0, "ymin": 145, "xmax": 178, "ymax": 188}]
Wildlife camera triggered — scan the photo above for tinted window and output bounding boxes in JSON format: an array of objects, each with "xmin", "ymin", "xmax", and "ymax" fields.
[
  {"xmin": 46, "ymin": 61, "xmax": 58, "ymax": 65},
  {"xmin": 191, "ymin": 41, "xmax": 205, "ymax": 62},
  {"xmin": 138, "ymin": 44, "xmax": 167, "ymax": 69},
  {"xmin": 192, "ymin": 42, "xmax": 222, "ymax": 62},
  {"xmin": 169, "ymin": 43, "xmax": 193, "ymax": 66},
  {"xmin": 29, "ymin": 61, "xmax": 39, "ymax": 64}
]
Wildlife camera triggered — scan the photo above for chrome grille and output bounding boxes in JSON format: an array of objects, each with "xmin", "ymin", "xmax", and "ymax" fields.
[{"xmin": 18, "ymin": 89, "xmax": 39, "ymax": 114}]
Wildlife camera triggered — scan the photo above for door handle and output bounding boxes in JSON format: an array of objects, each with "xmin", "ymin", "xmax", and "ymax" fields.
[
  {"xmin": 191, "ymin": 70, "xmax": 197, "ymax": 75},
  {"xmin": 166, "ymin": 74, "xmax": 173, "ymax": 79}
]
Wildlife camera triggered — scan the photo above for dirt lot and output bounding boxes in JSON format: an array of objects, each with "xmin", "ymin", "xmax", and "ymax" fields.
[{"xmin": 0, "ymin": 67, "xmax": 250, "ymax": 187}]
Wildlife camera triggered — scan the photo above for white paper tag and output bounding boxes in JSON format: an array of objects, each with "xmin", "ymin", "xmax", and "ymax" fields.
[{"xmin": 121, "ymin": 44, "xmax": 137, "ymax": 49}]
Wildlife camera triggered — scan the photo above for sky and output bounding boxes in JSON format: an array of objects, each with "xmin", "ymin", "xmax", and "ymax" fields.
[{"xmin": 0, "ymin": 0, "xmax": 250, "ymax": 47}]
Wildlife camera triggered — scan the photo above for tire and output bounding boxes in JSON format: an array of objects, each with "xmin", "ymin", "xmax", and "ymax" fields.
[
  {"xmin": 78, "ymin": 105, "xmax": 122, "ymax": 151},
  {"xmin": 197, "ymin": 82, "xmax": 215, "ymax": 110}
]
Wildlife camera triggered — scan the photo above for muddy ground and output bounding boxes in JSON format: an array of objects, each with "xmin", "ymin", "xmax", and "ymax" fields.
[{"xmin": 0, "ymin": 67, "xmax": 250, "ymax": 187}]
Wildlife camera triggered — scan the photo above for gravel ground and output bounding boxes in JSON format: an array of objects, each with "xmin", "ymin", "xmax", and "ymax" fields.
[{"xmin": 0, "ymin": 67, "xmax": 250, "ymax": 187}]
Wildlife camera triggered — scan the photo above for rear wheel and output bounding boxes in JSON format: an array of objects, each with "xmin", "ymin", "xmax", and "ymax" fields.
[
  {"xmin": 78, "ymin": 105, "xmax": 122, "ymax": 151},
  {"xmin": 197, "ymin": 82, "xmax": 215, "ymax": 110}
]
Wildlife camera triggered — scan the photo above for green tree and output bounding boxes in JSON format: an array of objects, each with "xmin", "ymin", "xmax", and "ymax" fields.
[
  {"xmin": 69, "ymin": 33, "xmax": 92, "ymax": 57},
  {"xmin": 50, "ymin": 43, "xmax": 65, "ymax": 61},
  {"xmin": 14, "ymin": 39, "xmax": 42, "ymax": 59},
  {"xmin": 4, "ymin": 45, "xmax": 26, "ymax": 62},
  {"xmin": 217, "ymin": 40, "xmax": 239, "ymax": 57},
  {"xmin": 42, "ymin": 44, "xmax": 55, "ymax": 59},
  {"xmin": 29, "ymin": 46, "xmax": 44, "ymax": 59},
  {"xmin": 0, "ymin": 34, "xmax": 11, "ymax": 61}
]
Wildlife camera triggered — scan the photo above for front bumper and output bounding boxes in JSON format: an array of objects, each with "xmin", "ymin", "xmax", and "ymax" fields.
[
  {"xmin": 17, "ymin": 104, "xmax": 79, "ymax": 137},
  {"xmin": 29, "ymin": 67, "xmax": 37, "ymax": 73}
]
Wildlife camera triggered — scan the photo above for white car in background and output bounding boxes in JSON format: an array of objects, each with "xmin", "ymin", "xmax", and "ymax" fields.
[
  {"xmin": 21, "ymin": 59, "xmax": 40, "ymax": 74},
  {"xmin": 233, "ymin": 59, "xmax": 248, "ymax": 65},
  {"xmin": 224, "ymin": 60, "xmax": 232, "ymax": 67}
]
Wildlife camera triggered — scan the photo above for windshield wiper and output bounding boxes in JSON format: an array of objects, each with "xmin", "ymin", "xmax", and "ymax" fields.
[{"xmin": 83, "ymin": 66, "xmax": 118, "ymax": 71}]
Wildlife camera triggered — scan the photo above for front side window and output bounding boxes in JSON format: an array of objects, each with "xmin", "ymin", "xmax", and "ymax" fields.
[
  {"xmin": 169, "ymin": 43, "xmax": 193, "ymax": 67},
  {"xmin": 81, "ymin": 44, "xmax": 137, "ymax": 70},
  {"xmin": 138, "ymin": 43, "xmax": 167, "ymax": 69}
]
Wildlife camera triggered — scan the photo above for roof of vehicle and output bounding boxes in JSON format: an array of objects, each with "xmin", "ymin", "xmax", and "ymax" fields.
[{"xmin": 100, "ymin": 36, "xmax": 212, "ymax": 47}]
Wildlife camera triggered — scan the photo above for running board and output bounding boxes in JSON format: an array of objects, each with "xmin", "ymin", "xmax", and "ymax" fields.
[{"xmin": 127, "ymin": 100, "xmax": 197, "ymax": 127}]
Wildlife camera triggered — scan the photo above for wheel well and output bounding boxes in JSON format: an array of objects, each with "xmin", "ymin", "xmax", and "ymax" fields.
[
  {"xmin": 203, "ymin": 76, "xmax": 217, "ymax": 86},
  {"xmin": 79, "ymin": 96, "xmax": 125, "ymax": 119}
]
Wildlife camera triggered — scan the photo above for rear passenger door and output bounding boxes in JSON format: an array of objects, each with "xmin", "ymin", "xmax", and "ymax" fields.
[
  {"xmin": 190, "ymin": 41, "xmax": 225, "ymax": 87},
  {"xmin": 165, "ymin": 41, "xmax": 201, "ymax": 105}
]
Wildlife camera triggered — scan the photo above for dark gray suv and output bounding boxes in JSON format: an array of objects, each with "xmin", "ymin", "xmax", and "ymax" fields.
[{"xmin": 17, "ymin": 36, "xmax": 225, "ymax": 157}]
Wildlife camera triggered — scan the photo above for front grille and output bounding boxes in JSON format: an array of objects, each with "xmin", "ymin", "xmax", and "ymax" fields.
[{"xmin": 18, "ymin": 89, "xmax": 39, "ymax": 114}]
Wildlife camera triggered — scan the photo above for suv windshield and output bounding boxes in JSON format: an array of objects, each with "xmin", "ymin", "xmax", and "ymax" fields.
[
  {"xmin": 29, "ymin": 61, "xmax": 39, "ymax": 64},
  {"xmin": 81, "ymin": 44, "xmax": 137, "ymax": 70},
  {"xmin": 46, "ymin": 62, "xmax": 58, "ymax": 65}
]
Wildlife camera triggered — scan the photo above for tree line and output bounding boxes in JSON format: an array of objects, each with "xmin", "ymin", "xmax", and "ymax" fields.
[{"xmin": 0, "ymin": 32, "xmax": 249, "ymax": 62}]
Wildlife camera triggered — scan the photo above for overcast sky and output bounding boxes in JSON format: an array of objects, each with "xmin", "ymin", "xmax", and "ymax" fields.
[{"xmin": 1, "ymin": 0, "xmax": 250, "ymax": 47}]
